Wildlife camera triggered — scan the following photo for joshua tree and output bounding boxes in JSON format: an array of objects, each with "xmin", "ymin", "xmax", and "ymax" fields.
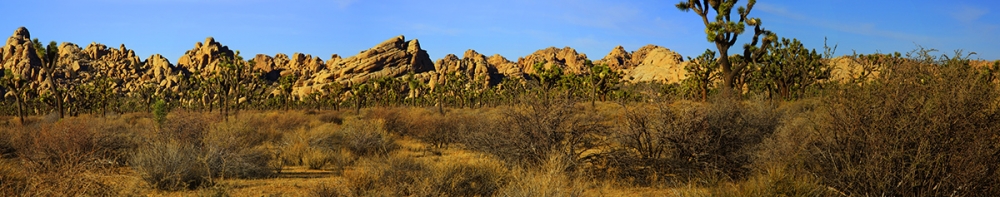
[
  {"xmin": 41, "ymin": 41, "xmax": 66, "ymax": 118},
  {"xmin": 751, "ymin": 37, "xmax": 829, "ymax": 100},
  {"xmin": 1, "ymin": 70, "xmax": 28, "ymax": 124},
  {"xmin": 586, "ymin": 63, "xmax": 622, "ymax": 106},
  {"xmin": 676, "ymin": 0, "xmax": 776, "ymax": 90},
  {"xmin": 684, "ymin": 49, "xmax": 720, "ymax": 101}
]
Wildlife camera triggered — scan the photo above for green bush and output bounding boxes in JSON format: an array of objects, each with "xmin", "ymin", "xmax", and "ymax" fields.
[{"xmin": 152, "ymin": 99, "xmax": 168, "ymax": 128}]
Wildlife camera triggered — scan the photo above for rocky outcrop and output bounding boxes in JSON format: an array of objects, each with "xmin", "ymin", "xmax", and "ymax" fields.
[
  {"xmin": 488, "ymin": 54, "xmax": 522, "ymax": 79},
  {"xmin": 141, "ymin": 54, "xmax": 184, "ymax": 94},
  {"xmin": 430, "ymin": 49, "xmax": 500, "ymax": 88},
  {"xmin": 253, "ymin": 53, "xmax": 329, "ymax": 81},
  {"xmin": 516, "ymin": 47, "xmax": 590, "ymax": 75},
  {"xmin": 176, "ymin": 37, "xmax": 235, "ymax": 74},
  {"xmin": 594, "ymin": 45, "xmax": 631, "ymax": 70},
  {"xmin": 595, "ymin": 44, "xmax": 686, "ymax": 83},
  {"xmin": 1, "ymin": 27, "xmax": 42, "ymax": 82},
  {"xmin": 333, "ymin": 35, "xmax": 434, "ymax": 84},
  {"xmin": 82, "ymin": 43, "xmax": 145, "ymax": 82},
  {"xmin": 627, "ymin": 45, "xmax": 686, "ymax": 83}
]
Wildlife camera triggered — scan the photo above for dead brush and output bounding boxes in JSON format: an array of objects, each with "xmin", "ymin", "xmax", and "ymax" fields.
[
  {"xmin": 806, "ymin": 49, "xmax": 1000, "ymax": 196},
  {"xmin": 460, "ymin": 96, "xmax": 608, "ymax": 168},
  {"xmin": 597, "ymin": 96, "xmax": 780, "ymax": 187}
]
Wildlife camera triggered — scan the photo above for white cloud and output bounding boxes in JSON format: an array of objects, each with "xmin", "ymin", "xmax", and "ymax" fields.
[
  {"xmin": 952, "ymin": 5, "xmax": 988, "ymax": 23},
  {"xmin": 757, "ymin": 2, "xmax": 931, "ymax": 43}
]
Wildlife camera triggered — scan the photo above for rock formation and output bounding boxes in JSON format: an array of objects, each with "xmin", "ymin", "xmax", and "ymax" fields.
[
  {"xmin": 627, "ymin": 45, "xmax": 686, "ymax": 83},
  {"xmin": 176, "ymin": 37, "xmax": 235, "ymax": 74},
  {"xmin": 430, "ymin": 49, "xmax": 500, "ymax": 88},
  {"xmin": 516, "ymin": 47, "xmax": 590, "ymax": 75},
  {"xmin": 595, "ymin": 45, "xmax": 631, "ymax": 70},
  {"xmin": 488, "ymin": 54, "xmax": 522, "ymax": 79},
  {"xmin": 1, "ymin": 27, "xmax": 42, "ymax": 82},
  {"xmin": 333, "ymin": 35, "xmax": 434, "ymax": 84},
  {"xmin": 595, "ymin": 44, "xmax": 686, "ymax": 83},
  {"xmin": 252, "ymin": 53, "xmax": 329, "ymax": 81}
]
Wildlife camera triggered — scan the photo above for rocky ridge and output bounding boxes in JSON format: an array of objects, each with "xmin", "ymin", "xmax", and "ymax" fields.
[{"xmin": 1, "ymin": 27, "xmax": 699, "ymax": 102}]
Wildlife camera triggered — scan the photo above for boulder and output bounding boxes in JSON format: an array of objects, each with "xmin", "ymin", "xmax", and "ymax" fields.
[
  {"xmin": 516, "ymin": 46, "xmax": 590, "ymax": 75},
  {"xmin": 176, "ymin": 37, "xmax": 235, "ymax": 74},
  {"xmin": 1, "ymin": 27, "xmax": 42, "ymax": 81},
  {"xmin": 430, "ymin": 49, "xmax": 500, "ymax": 88},
  {"xmin": 594, "ymin": 45, "xmax": 631, "ymax": 70},
  {"xmin": 335, "ymin": 35, "xmax": 434, "ymax": 84},
  {"xmin": 594, "ymin": 44, "xmax": 686, "ymax": 83},
  {"xmin": 488, "ymin": 54, "xmax": 522, "ymax": 79}
]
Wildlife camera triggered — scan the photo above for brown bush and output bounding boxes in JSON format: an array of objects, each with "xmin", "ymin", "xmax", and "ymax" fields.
[
  {"xmin": 408, "ymin": 110, "xmax": 470, "ymax": 149},
  {"xmin": 805, "ymin": 52, "xmax": 1000, "ymax": 196},
  {"xmin": 130, "ymin": 140, "xmax": 211, "ymax": 191},
  {"xmin": 133, "ymin": 111, "xmax": 283, "ymax": 191},
  {"xmin": 313, "ymin": 118, "xmax": 398, "ymax": 158},
  {"xmin": 366, "ymin": 107, "xmax": 408, "ymax": 135},
  {"xmin": 461, "ymin": 97, "xmax": 608, "ymax": 167},
  {"xmin": 0, "ymin": 160, "xmax": 28, "ymax": 196},
  {"xmin": 317, "ymin": 110, "xmax": 344, "ymax": 124},
  {"xmin": 204, "ymin": 117, "xmax": 283, "ymax": 179},
  {"xmin": 431, "ymin": 161, "xmax": 510, "ymax": 196},
  {"xmin": 599, "ymin": 97, "xmax": 780, "ymax": 186},
  {"xmin": 161, "ymin": 109, "xmax": 215, "ymax": 147},
  {"xmin": 342, "ymin": 155, "xmax": 431, "ymax": 196},
  {"xmin": 333, "ymin": 153, "xmax": 511, "ymax": 197}
]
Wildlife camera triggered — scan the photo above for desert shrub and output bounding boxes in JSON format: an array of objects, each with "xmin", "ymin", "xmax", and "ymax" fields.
[
  {"xmin": 314, "ymin": 118, "xmax": 398, "ymax": 157},
  {"xmin": 431, "ymin": 161, "xmax": 511, "ymax": 197},
  {"xmin": 5, "ymin": 117, "xmax": 140, "ymax": 171},
  {"xmin": 203, "ymin": 119, "xmax": 280, "ymax": 179},
  {"xmin": 0, "ymin": 160, "xmax": 28, "ymax": 196},
  {"xmin": 303, "ymin": 148, "xmax": 355, "ymax": 172},
  {"xmin": 500, "ymin": 154, "xmax": 585, "ymax": 197},
  {"xmin": 0, "ymin": 115, "xmax": 149, "ymax": 196},
  {"xmin": 343, "ymin": 155, "xmax": 431, "ymax": 196},
  {"xmin": 317, "ymin": 110, "xmax": 344, "ymax": 124},
  {"xmin": 408, "ymin": 111, "xmax": 469, "ymax": 149},
  {"xmin": 131, "ymin": 140, "xmax": 211, "ymax": 191},
  {"xmin": 302, "ymin": 148, "xmax": 333, "ymax": 170},
  {"xmin": 680, "ymin": 96, "xmax": 779, "ymax": 182},
  {"xmin": 91, "ymin": 119, "xmax": 141, "ymax": 166},
  {"xmin": 805, "ymin": 50, "xmax": 1000, "ymax": 196},
  {"xmin": 161, "ymin": 109, "xmax": 215, "ymax": 147},
  {"xmin": 311, "ymin": 181, "xmax": 350, "ymax": 197},
  {"xmin": 0, "ymin": 128, "xmax": 17, "ymax": 159},
  {"xmin": 462, "ymin": 97, "xmax": 607, "ymax": 167},
  {"xmin": 710, "ymin": 166, "xmax": 835, "ymax": 197},
  {"xmin": 259, "ymin": 110, "xmax": 310, "ymax": 132},
  {"xmin": 366, "ymin": 107, "xmax": 408, "ymax": 134},
  {"xmin": 600, "ymin": 97, "xmax": 779, "ymax": 186},
  {"xmin": 336, "ymin": 154, "xmax": 510, "ymax": 197}
]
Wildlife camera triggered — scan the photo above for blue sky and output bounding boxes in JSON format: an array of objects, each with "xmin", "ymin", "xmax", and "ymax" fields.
[{"xmin": 2, "ymin": 0, "xmax": 998, "ymax": 62}]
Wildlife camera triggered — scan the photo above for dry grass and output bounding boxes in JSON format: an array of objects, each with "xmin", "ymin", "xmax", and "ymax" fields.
[{"xmin": 4, "ymin": 58, "xmax": 998, "ymax": 197}]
